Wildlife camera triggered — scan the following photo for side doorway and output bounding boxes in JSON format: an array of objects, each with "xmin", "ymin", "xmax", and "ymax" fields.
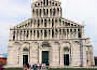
[
  {"xmin": 42, "ymin": 51, "xmax": 49, "ymax": 66},
  {"xmin": 64, "ymin": 54, "xmax": 69, "ymax": 66},
  {"xmin": 23, "ymin": 55, "xmax": 28, "ymax": 65}
]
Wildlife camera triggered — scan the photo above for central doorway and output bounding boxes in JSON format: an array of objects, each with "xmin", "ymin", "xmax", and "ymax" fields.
[
  {"xmin": 23, "ymin": 55, "xmax": 28, "ymax": 65},
  {"xmin": 42, "ymin": 51, "xmax": 49, "ymax": 65},
  {"xmin": 64, "ymin": 54, "xmax": 69, "ymax": 66}
]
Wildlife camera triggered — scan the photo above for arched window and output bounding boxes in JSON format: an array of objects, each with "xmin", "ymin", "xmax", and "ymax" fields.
[
  {"xmin": 41, "ymin": 2, "xmax": 42, "ymax": 6},
  {"xmin": 40, "ymin": 9, "xmax": 41, "ymax": 16},
  {"xmin": 67, "ymin": 29, "xmax": 69, "ymax": 34},
  {"xmin": 59, "ymin": 29, "xmax": 61, "ymax": 34},
  {"xmin": 47, "ymin": 9, "xmax": 48, "ymax": 16},
  {"xmin": 65, "ymin": 22, "xmax": 68, "ymax": 26},
  {"xmin": 49, "ymin": 30, "xmax": 50, "ymax": 35},
  {"xmin": 78, "ymin": 29, "xmax": 82, "ymax": 38},
  {"xmin": 52, "ymin": 19, "xmax": 54, "ymax": 27},
  {"xmin": 59, "ymin": 18, "xmax": 61, "ymax": 23},
  {"xmin": 13, "ymin": 31, "xmax": 15, "ymax": 40},
  {"xmin": 47, "ymin": 0, "xmax": 48, "ymax": 5},
  {"xmin": 55, "ymin": 29, "xmax": 58, "ymax": 35},
  {"xmin": 24, "ymin": 30, "xmax": 26, "ymax": 36},
  {"xmin": 38, "ymin": 3, "xmax": 40, "ymax": 6},
  {"xmin": 55, "ymin": 19, "xmax": 57, "ymax": 23},
  {"xmin": 43, "ymin": 9, "xmax": 45, "ymax": 16},
  {"xmin": 52, "ymin": 29, "xmax": 54, "ymax": 37},
  {"xmin": 44, "ymin": 30, "xmax": 47, "ymax": 37},
  {"xmin": 41, "ymin": 19, "xmax": 43, "ymax": 23},
  {"xmin": 49, "ymin": 19, "xmax": 50, "ymax": 23},
  {"xmin": 37, "ymin": 30, "xmax": 39, "ymax": 38},
  {"xmin": 34, "ymin": 30, "xmax": 36, "ymax": 36},
  {"xmin": 70, "ymin": 29, "xmax": 72, "ymax": 33},
  {"xmin": 41, "ymin": 30, "xmax": 43, "ymax": 34},
  {"xmin": 26, "ymin": 30, "xmax": 29, "ymax": 38},
  {"xmin": 50, "ymin": 9, "xmax": 52, "ymax": 16},
  {"xmin": 63, "ymin": 29, "xmax": 66, "ymax": 35},
  {"xmin": 67, "ymin": 23, "xmax": 70, "ymax": 26},
  {"xmin": 53, "ymin": 8, "xmax": 56, "ymax": 16},
  {"xmin": 44, "ymin": 19, "xmax": 47, "ymax": 27},
  {"xmin": 20, "ymin": 30, "xmax": 22, "ymax": 35},
  {"xmin": 36, "ymin": 9, "xmax": 38, "ymax": 16},
  {"xmin": 57, "ymin": 8, "xmax": 59, "ymax": 13},
  {"xmin": 43, "ymin": 0, "xmax": 45, "ymax": 6},
  {"xmin": 37, "ymin": 19, "xmax": 40, "ymax": 27},
  {"xmin": 30, "ymin": 30, "xmax": 32, "ymax": 36},
  {"xmin": 55, "ymin": 3, "xmax": 57, "ymax": 6},
  {"xmin": 52, "ymin": 2, "xmax": 54, "ymax": 6},
  {"xmin": 35, "ymin": 4, "xmax": 37, "ymax": 7}
]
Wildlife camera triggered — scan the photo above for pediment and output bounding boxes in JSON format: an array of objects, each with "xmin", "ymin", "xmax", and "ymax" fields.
[
  {"xmin": 12, "ymin": 17, "xmax": 83, "ymax": 29},
  {"xmin": 13, "ymin": 18, "xmax": 33, "ymax": 29},
  {"xmin": 62, "ymin": 18, "xmax": 84, "ymax": 27}
]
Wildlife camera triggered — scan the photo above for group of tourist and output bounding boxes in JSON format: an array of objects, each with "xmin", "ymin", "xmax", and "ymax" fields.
[{"xmin": 23, "ymin": 63, "xmax": 47, "ymax": 70}]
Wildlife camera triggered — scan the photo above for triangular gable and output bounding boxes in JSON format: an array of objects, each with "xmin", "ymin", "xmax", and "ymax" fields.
[
  {"xmin": 13, "ymin": 18, "xmax": 32, "ymax": 29},
  {"xmin": 61, "ymin": 18, "xmax": 84, "ymax": 27}
]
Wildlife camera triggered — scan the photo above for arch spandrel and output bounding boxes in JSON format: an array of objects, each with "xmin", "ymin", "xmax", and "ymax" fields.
[
  {"xmin": 11, "ymin": 42, "xmax": 22, "ymax": 51},
  {"xmin": 20, "ymin": 42, "xmax": 30, "ymax": 52},
  {"xmin": 42, "ymin": 42, "xmax": 51, "ymax": 47},
  {"xmin": 30, "ymin": 42, "xmax": 39, "ymax": 50},
  {"xmin": 61, "ymin": 41, "xmax": 71, "ymax": 48},
  {"xmin": 50, "ymin": 42, "xmax": 60, "ymax": 51}
]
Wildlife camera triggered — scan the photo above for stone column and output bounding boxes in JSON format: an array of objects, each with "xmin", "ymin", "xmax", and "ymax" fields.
[
  {"xmin": 28, "ymin": 30, "xmax": 30, "ymax": 40},
  {"xmin": 18, "ymin": 30, "xmax": 20, "ymax": 41},
  {"xmin": 62, "ymin": 29, "xmax": 64, "ymax": 39},
  {"xmin": 32, "ymin": 30, "xmax": 34, "ymax": 40},
  {"xmin": 42, "ymin": 30, "xmax": 44, "ymax": 40},
  {"xmin": 46, "ymin": 29, "xmax": 48, "ymax": 40},
  {"xmin": 30, "ymin": 42, "xmax": 39, "ymax": 65},
  {"xmin": 21, "ymin": 30, "xmax": 23, "ymax": 40},
  {"xmin": 25, "ymin": 30, "xmax": 27, "ymax": 40},
  {"xmin": 60, "ymin": 47, "xmax": 64, "ymax": 67},
  {"xmin": 15, "ymin": 30, "xmax": 18, "ymax": 41},
  {"xmin": 68, "ymin": 28, "xmax": 70, "ymax": 39},
  {"xmin": 58, "ymin": 29, "xmax": 60, "ymax": 39},
  {"xmin": 10, "ymin": 30, "xmax": 13, "ymax": 40},
  {"xmin": 50, "ymin": 29, "xmax": 52, "ymax": 39},
  {"xmin": 35, "ymin": 29, "xmax": 37, "ymax": 40},
  {"xmin": 66, "ymin": 28, "xmax": 67, "ymax": 39},
  {"xmin": 50, "ymin": 42, "xmax": 60, "ymax": 68},
  {"xmin": 48, "ymin": 8, "xmax": 50, "ymax": 17},
  {"xmin": 41, "ymin": 9, "xmax": 43, "ymax": 17}
]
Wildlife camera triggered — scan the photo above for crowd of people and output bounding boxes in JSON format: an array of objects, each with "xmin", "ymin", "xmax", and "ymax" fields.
[{"xmin": 23, "ymin": 63, "xmax": 47, "ymax": 70}]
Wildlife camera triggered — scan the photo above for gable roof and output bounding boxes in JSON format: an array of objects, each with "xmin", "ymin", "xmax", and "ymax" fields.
[{"xmin": 11, "ymin": 17, "xmax": 84, "ymax": 29}]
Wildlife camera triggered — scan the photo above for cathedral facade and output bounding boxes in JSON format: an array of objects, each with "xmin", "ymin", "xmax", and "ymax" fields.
[{"xmin": 7, "ymin": 0, "xmax": 94, "ymax": 68}]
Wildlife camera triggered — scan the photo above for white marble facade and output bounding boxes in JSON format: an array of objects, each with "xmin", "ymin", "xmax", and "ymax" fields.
[{"xmin": 7, "ymin": 0, "xmax": 94, "ymax": 68}]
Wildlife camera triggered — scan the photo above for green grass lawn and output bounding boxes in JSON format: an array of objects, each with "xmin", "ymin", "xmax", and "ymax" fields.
[{"xmin": 4, "ymin": 68, "xmax": 97, "ymax": 70}]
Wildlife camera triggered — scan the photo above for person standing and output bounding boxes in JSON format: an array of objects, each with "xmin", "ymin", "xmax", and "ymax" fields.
[{"xmin": 0, "ymin": 64, "xmax": 4, "ymax": 70}]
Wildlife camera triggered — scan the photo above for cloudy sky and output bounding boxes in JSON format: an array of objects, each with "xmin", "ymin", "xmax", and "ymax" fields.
[{"xmin": 0, "ymin": 0, "xmax": 97, "ymax": 56}]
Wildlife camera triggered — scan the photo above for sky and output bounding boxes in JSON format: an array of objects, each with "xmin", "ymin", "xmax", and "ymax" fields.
[{"xmin": 0, "ymin": 0, "xmax": 97, "ymax": 56}]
